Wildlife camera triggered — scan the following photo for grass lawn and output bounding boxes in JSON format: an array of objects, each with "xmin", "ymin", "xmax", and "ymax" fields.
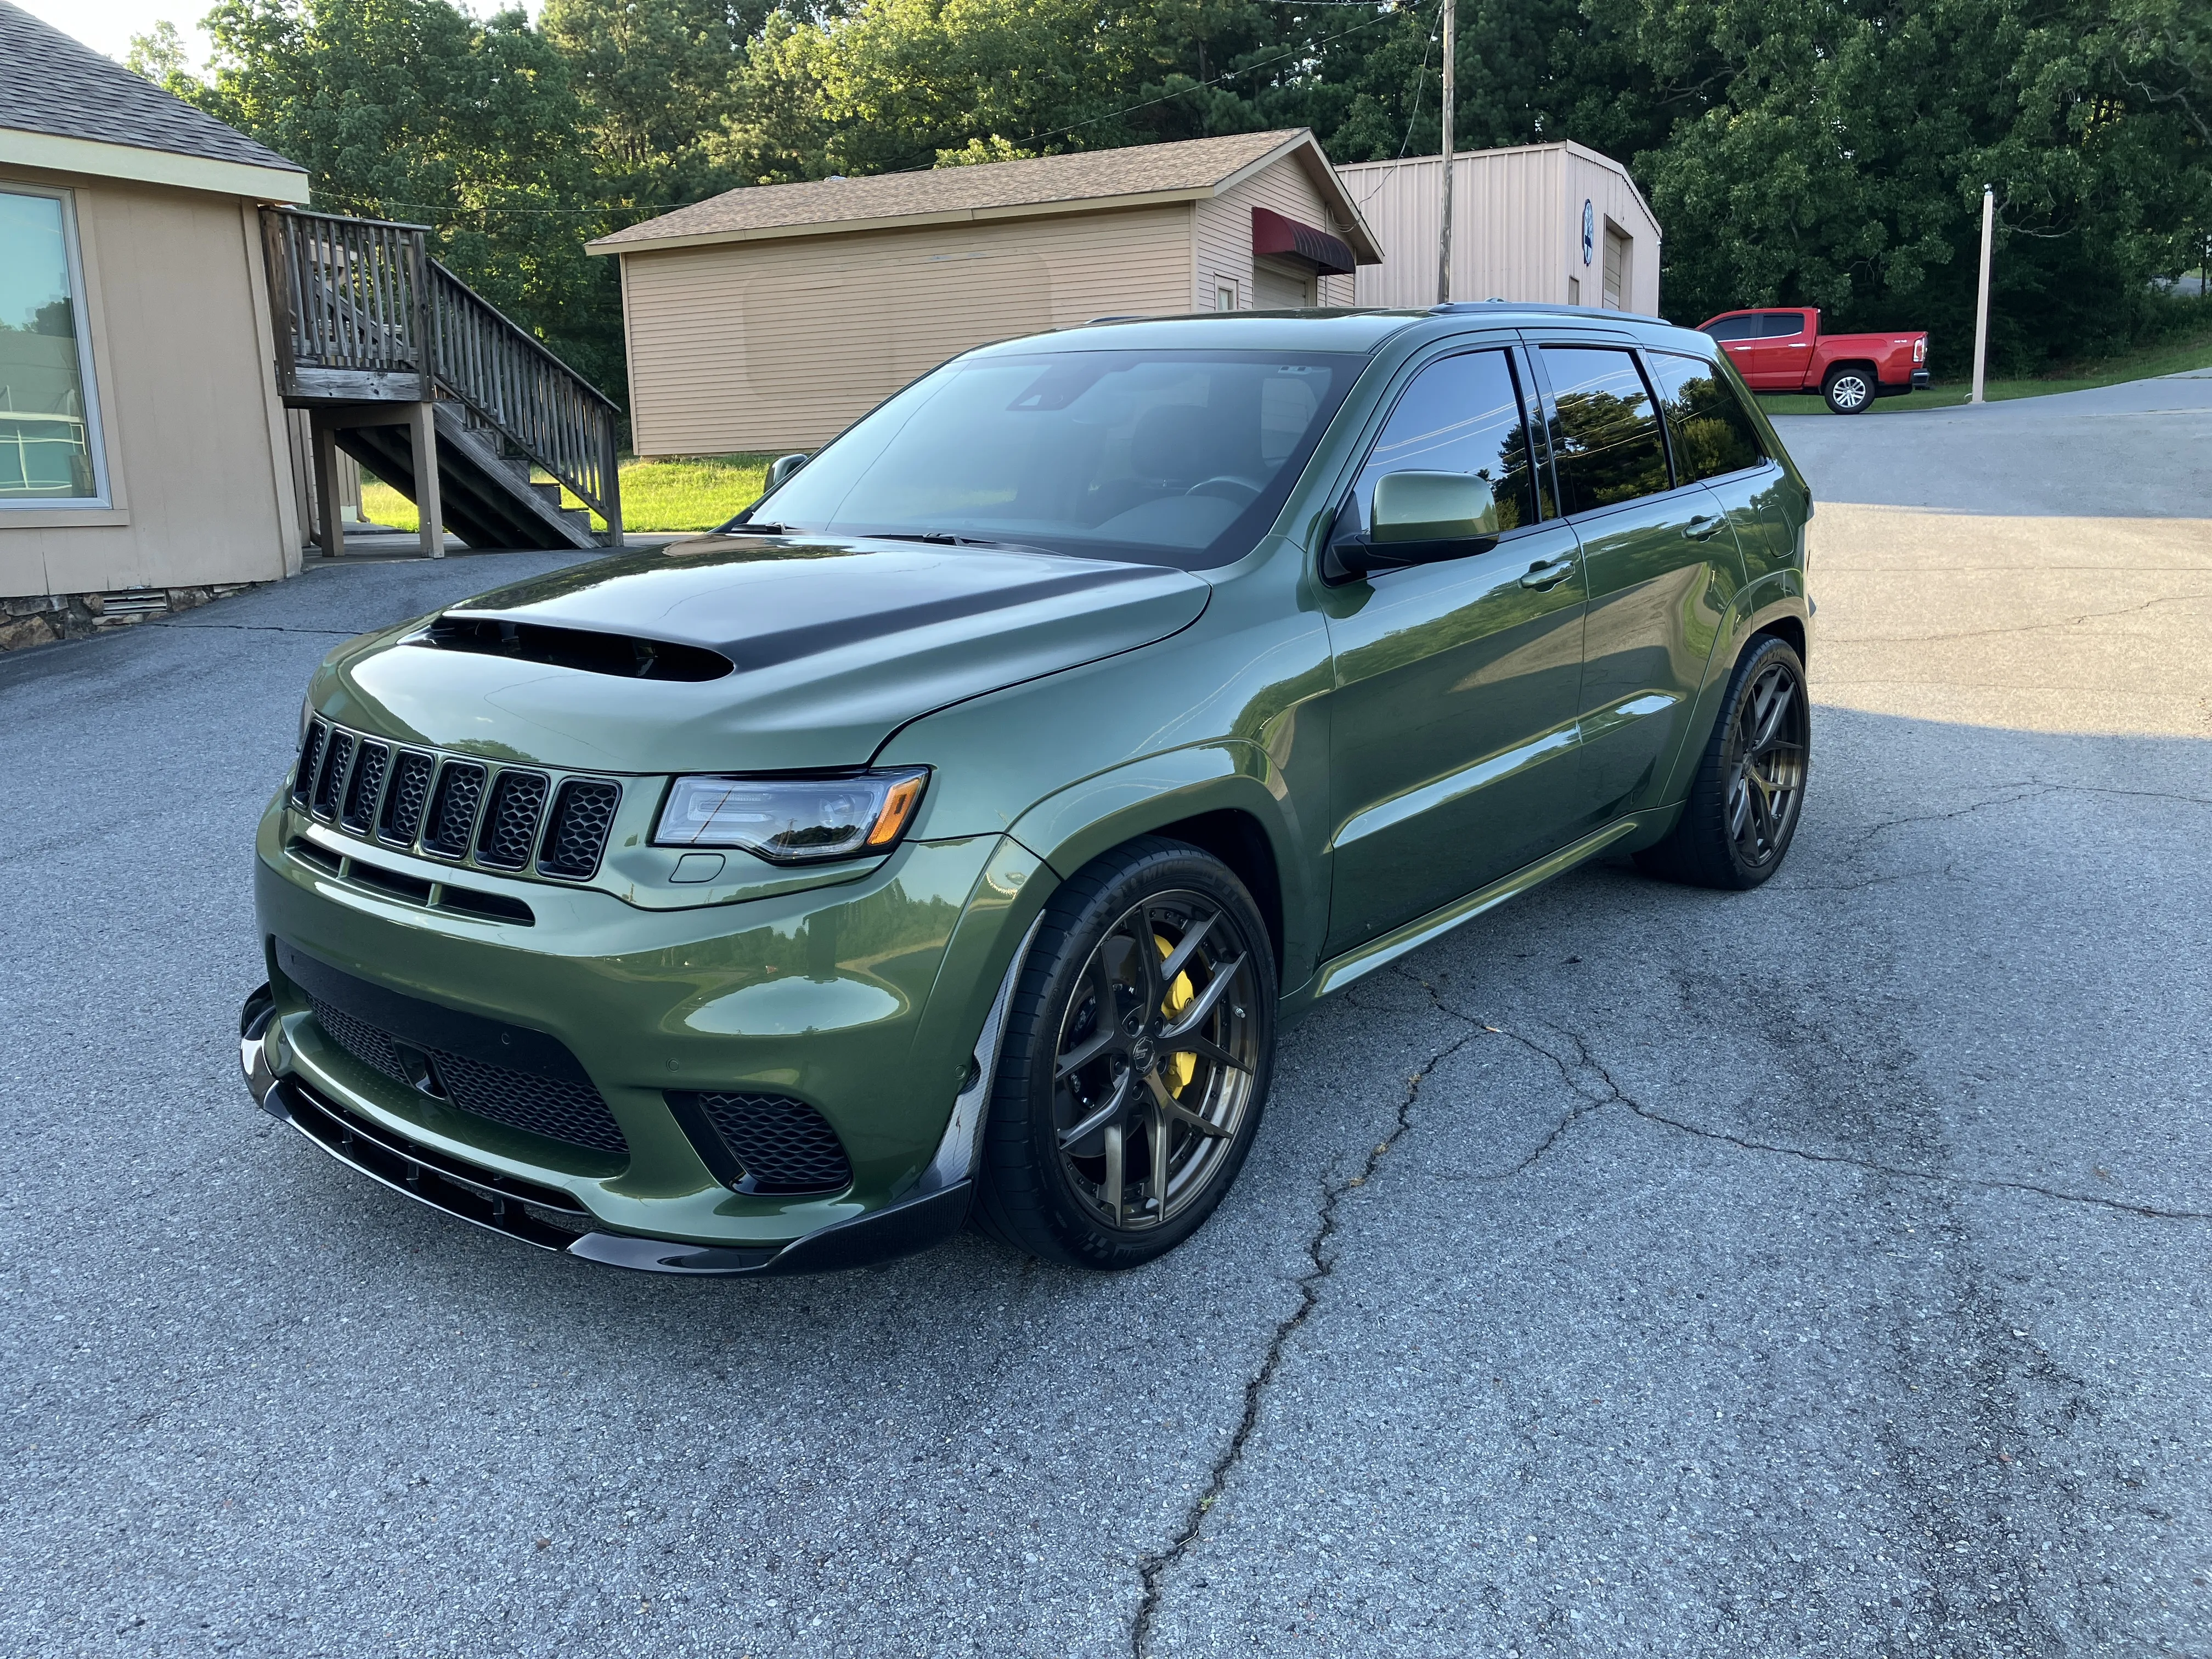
[
  {"xmin": 359, "ymin": 452, "xmax": 773, "ymax": 536},
  {"xmin": 1760, "ymin": 319, "xmax": 2212, "ymax": 416}
]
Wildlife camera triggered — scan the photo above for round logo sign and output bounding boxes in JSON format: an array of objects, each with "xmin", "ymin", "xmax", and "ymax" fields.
[{"xmin": 1582, "ymin": 200, "xmax": 1595, "ymax": 266}]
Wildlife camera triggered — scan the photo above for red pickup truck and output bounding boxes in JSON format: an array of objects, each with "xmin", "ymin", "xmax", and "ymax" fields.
[{"xmin": 1696, "ymin": 308, "xmax": 1930, "ymax": 414}]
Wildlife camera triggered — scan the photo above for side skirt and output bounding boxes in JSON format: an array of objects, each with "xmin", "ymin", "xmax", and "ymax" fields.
[{"xmin": 1294, "ymin": 814, "xmax": 1654, "ymax": 1008}]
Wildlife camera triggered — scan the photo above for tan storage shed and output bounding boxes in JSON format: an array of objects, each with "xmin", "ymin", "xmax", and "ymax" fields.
[
  {"xmin": 0, "ymin": 1, "xmax": 312, "ymax": 621},
  {"xmin": 591, "ymin": 130, "xmax": 1381, "ymax": 455},
  {"xmin": 1336, "ymin": 141, "xmax": 1661, "ymax": 315}
]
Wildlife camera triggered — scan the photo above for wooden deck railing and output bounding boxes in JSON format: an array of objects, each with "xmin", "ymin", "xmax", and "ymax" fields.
[{"xmin": 261, "ymin": 207, "xmax": 622, "ymax": 537}]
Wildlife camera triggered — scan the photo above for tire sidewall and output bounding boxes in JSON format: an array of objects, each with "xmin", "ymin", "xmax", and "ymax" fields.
[
  {"xmin": 1716, "ymin": 637, "xmax": 1809, "ymax": 884},
  {"xmin": 991, "ymin": 840, "xmax": 1277, "ymax": 1268}
]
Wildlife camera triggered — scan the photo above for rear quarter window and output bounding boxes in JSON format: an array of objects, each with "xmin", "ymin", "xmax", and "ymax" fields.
[
  {"xmin": 1646, "ymin": 352, "xmax": 1766, "ymax": 482},
  {"xmin": 1540, "ymin": 346, "xmax": 1672, "ymax": 514}
]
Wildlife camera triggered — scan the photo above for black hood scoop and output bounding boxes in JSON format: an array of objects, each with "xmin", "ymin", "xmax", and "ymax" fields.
[{"xmin": 405, "ymin": 616, "xmax": 735, "ymax": 682}]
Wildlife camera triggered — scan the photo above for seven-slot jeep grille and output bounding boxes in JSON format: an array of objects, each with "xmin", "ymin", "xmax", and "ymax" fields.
[
  {"xmin": 477, "ymin": 770, "xmax": 549, "ymax": 869},
  {"xmin": 291, "ymin": 718, "xmax": 619, "ymax": 882}
]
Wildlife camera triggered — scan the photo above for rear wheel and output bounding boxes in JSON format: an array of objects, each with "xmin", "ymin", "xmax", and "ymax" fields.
[
  {"xmin": 1822, "ymin": 366, "xmax": 1875, "ymax": 414},
  {"xmin": 1637, "ymin": 635, "xmax": 1809, "ymax": 890},
  {"xmin": 974, "ymin": 838, "xmax": 1274, "ymax": 1268}
]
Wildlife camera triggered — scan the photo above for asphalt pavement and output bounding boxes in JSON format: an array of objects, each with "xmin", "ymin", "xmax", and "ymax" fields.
[{"xmin": 3, "ymin": 375, "xmax": 2208, "ymax": 1658}]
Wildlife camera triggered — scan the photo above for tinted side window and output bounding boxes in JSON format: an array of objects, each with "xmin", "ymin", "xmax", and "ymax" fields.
[
  {"xmin": 1541, "ymin": 346, "xmax": 1672, "ymax": 514},
  {"xmin": 1702, "ymin": 315, "xmax": 1759, "ymax": 342},
  {"xmin": 1647, "ymin": 352, "xmax": 1767, "ymax": 482},
  {"xmin": 1352, "ymin": 348, "xmax": 1538, "ymax": 532},
  {"xmin": 1760, "ymin": 311, "xmax": 1809, "ymax": 338}
]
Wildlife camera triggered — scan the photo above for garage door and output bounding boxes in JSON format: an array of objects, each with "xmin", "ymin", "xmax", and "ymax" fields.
[{"xmin": 1252, "ymin": 259, "xmax": 1313, "ymax": 310}]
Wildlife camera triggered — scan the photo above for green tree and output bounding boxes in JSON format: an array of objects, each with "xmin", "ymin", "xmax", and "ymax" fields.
[{"xmin": 541, "ymin": 0, "xmax": 763, "ymax": 206}]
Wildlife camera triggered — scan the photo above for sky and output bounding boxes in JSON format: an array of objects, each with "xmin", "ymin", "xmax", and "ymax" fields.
[
  {"xmin": 20, "ymin": 0, "xmax": 213, "ymax": 64},
  {"xmin": 18, "ymin": 0, "xmax": 541, "ymax": 69}
]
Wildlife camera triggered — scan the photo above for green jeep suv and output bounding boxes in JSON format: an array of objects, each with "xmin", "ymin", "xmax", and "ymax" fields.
[{"xmin": 241, "ymin": 304, "xmax": 1813, "ymax": 1274}]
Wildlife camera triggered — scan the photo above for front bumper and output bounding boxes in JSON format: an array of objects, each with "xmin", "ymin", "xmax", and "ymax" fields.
[
  {"xmin": 246, "ymin": 792, "xmax": 1051, "ymax": 1273},
  {"xmin": 240, "ymin": 923, "xmax": 1029, "ymax": 1273},
  {"xmin": 243, "ymin": 988, "xmax": 972, "ymax": 1273}
]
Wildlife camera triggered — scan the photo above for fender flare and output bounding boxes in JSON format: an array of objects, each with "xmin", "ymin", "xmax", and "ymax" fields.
[
  {"xmin": 1006, "ymin": 738, "xmax": 1320, "ymax": 983},
  {"xmin": 1652, "ymin": 573, "xmax": 1811, "ymax": 810}
]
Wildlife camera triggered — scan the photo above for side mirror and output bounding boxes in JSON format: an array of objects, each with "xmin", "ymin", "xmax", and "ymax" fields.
[
  {"xmin": 1372, "ymin": 470, "xmax": 1499, "ymax": 542},
  {"xmin": 1323, "ymin": 471, "xmax": 1500, "ymax": 584},
  {"xmin": 766, "ymin": 452, "xmax": 810, "ymax": 490}
]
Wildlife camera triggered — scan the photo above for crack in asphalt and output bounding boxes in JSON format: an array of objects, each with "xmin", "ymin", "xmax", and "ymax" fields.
[
  {"xmin": 1837, "ymin": 589, "xmax": 2212, "ymax": 646},
  {"xmin": 1410, "ymin": 981, "xmax": 2212, "ymax": 1224},
  {"xmin": 2034, "ymin": 780, "xmax": 2212, "ymax": 811},
  {"xmin": 1855, "ymin": 785, "xmax": 2051, "ymax": 840},
  {"xmin": 150, "ymin": 622, "xmax": 361, "ymax": 636},
  {"xmin": 1844, "ymin": 778, "xmax": 2212, "ymax": 847},
  {"xmin": 1130, "ymin": 939, "xmax": 2208, "ymax": 1655},
  {"xmin": 1127, "ymin": 998, "xmax": 1479, "ymax": 1659}
]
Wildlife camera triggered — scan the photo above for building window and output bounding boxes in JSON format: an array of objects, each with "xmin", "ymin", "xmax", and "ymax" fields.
[
  {"xmin": 0, "ymin": 186, "xmax": 105, "ymax": 504},
  {"xmin": 1215, "ymin": 279, "xmax": 1238, "ymax": 312}
]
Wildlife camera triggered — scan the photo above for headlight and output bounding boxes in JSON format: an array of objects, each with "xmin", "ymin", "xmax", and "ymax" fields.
[{"xmin": 653, "ymin": 769, "xmax": 929, "ymax": 864}]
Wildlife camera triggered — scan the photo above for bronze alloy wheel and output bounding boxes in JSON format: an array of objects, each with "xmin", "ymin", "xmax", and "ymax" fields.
[
  {"xmin": 975, "ymin": 838, "xmax": 1276, "ymax": 1268},
  {"xmin": 1049, "ymin": 889, "xmax": 1261, "ymax": 1232},
  {"xmin": 1636, "ymin": 634, "xmax": 1810, "ymax": 890},
  {"xmin": 1726, "ymin": 657, "xmax": 1808, "ymax": 871}
]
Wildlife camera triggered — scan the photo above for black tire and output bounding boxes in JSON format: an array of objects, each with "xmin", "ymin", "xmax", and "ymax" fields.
[
  {"xmin": 1636, "ymin": 635, "xmax": 1810, "ymax": 890},
  {"xmin": 1822, "ymin": 366, "xmax": 1875, "ymax": 414},
  {"xmin": 973, "ymin": 837, "xmax": 1276, "ymax": 1269}
]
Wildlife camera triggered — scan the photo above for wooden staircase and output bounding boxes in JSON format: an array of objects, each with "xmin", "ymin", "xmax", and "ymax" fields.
[{"xmin": 261, "ymin": 208, "xmax": 621, "ymax": 555}]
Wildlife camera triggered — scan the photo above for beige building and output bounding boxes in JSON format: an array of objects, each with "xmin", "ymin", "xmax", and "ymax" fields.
[
  {"xmin": 591, "ymin": 130, "xmax": 1382, "ymax": 455},
  {"xmin": 1337, "ymin": 142, "xmax": 1662, "ymax": 315},
  {"xmin": 0, "ymin": 1, "xmax": 313, "ymax": 624}
]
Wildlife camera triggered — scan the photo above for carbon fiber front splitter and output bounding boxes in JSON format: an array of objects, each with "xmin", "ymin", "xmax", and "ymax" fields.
[{"xmin": 239, "ymin": 984, "xmax": 972, "ymax": 1277}]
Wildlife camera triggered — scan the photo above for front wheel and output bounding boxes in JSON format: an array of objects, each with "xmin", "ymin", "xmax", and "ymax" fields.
[
  {"xmin": 974, "ymin": 838, "xmax": 1275, "ymax": 1268},
  {"xmin": 1822, "ymin": 367, "xmax": 1875, "ymax": 414},
  {"xmin": 1637, "ymin": 635, "xmax": 1809, "ymax": 890}
]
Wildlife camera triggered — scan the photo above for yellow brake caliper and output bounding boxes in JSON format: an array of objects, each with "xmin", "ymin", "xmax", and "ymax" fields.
[{"xmin": 1154, "ymin": 934, "xmax": 1196, "ymax": 1093}]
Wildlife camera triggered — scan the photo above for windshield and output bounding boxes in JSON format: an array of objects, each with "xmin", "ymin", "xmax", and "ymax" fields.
[{"xmin": 736, "ymin": 348, "xmax": 1361, "ymax": 569}]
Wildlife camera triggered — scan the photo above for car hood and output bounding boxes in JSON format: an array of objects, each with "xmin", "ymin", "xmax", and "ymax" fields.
[{"xmin": 316, "ymin": 533, "xmax": 1212, "ymax": 774}]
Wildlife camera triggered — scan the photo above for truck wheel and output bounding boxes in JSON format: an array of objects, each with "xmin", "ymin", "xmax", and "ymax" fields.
[
  {"xmin": 1636, "ymin": 634, "xmax": 1809, "ymax": 890},
  {"xmin": 974, "ymin": 837, "xmax": 1275, "ymax": 1269},
  {"xmin": 1822, "ymin": 367, "xmax": 1874, "ymax": 414}
]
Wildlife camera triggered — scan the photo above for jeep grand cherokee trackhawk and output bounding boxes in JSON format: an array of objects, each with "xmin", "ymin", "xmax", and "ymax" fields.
[{"xmin": 240, "ymin": 304, "xmax": 1814, "ymax": 1276}]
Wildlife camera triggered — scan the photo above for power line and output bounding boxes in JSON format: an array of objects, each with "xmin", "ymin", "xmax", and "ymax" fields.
[{"xmin": 1354, "ymin": 0, "xmax": 1436, "ymax": 207}]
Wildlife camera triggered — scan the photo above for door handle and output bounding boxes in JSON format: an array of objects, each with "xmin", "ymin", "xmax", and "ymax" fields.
[
  {"xmin": 1520, "ymin": 558, "xmax": 1576, "ymax": 590},
  {"xmin": 1683, "ymin": 515, "xmax": 1726, "ymax": 541}
]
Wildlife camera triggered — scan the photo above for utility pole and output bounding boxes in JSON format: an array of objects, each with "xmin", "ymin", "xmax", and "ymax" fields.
[
  {"xmin": 1436, "ymin": 0, "xmax": 1455, "ymax": 305},
  {"xmin": 1970, "ymin": 184, "xmax": 1994, "ymax": 405}
]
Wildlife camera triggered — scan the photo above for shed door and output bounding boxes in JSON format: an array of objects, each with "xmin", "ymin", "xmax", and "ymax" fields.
[
  {"xmin": 1602, "ymin": 227, "xmax": 1628, "ymax": 309},
  {"xmin": 1252, "ymin": 259, "xmax": 1313, "ymax": 311}
]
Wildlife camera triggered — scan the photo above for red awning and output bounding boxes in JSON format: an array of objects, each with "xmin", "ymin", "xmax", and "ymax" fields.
[{"xmin": 1251, "ymin": 207, "xmax": 1356, "ymax": 276}]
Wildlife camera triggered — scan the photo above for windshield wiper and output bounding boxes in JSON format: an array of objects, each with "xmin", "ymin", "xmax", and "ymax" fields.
[{"xmin": 873, "ymin": 531, "xmax": 1053, "ymax": 554}]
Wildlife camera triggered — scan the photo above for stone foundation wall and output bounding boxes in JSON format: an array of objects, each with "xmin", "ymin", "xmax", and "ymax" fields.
[{"xmin": 1, "ymin": 584, "xmax": 267, "ymax": 653}]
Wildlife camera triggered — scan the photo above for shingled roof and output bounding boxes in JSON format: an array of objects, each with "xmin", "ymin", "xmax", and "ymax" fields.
[
  {"xmin": 591, "ymin": 129, "xmax": 1379, "ymax": 260},
  {"xmin": 0, "ymin": 0, "xmax": 304, "ymax": 180}
]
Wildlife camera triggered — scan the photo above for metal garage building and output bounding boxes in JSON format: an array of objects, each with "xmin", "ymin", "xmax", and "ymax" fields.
[
  {"xmin": 591, "ymin": 129, "xmax": 1381, "ymax": 455},
  {"xmin": 1338, "ymin": 141, "xmax": 1662, "ymax": 315}
]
